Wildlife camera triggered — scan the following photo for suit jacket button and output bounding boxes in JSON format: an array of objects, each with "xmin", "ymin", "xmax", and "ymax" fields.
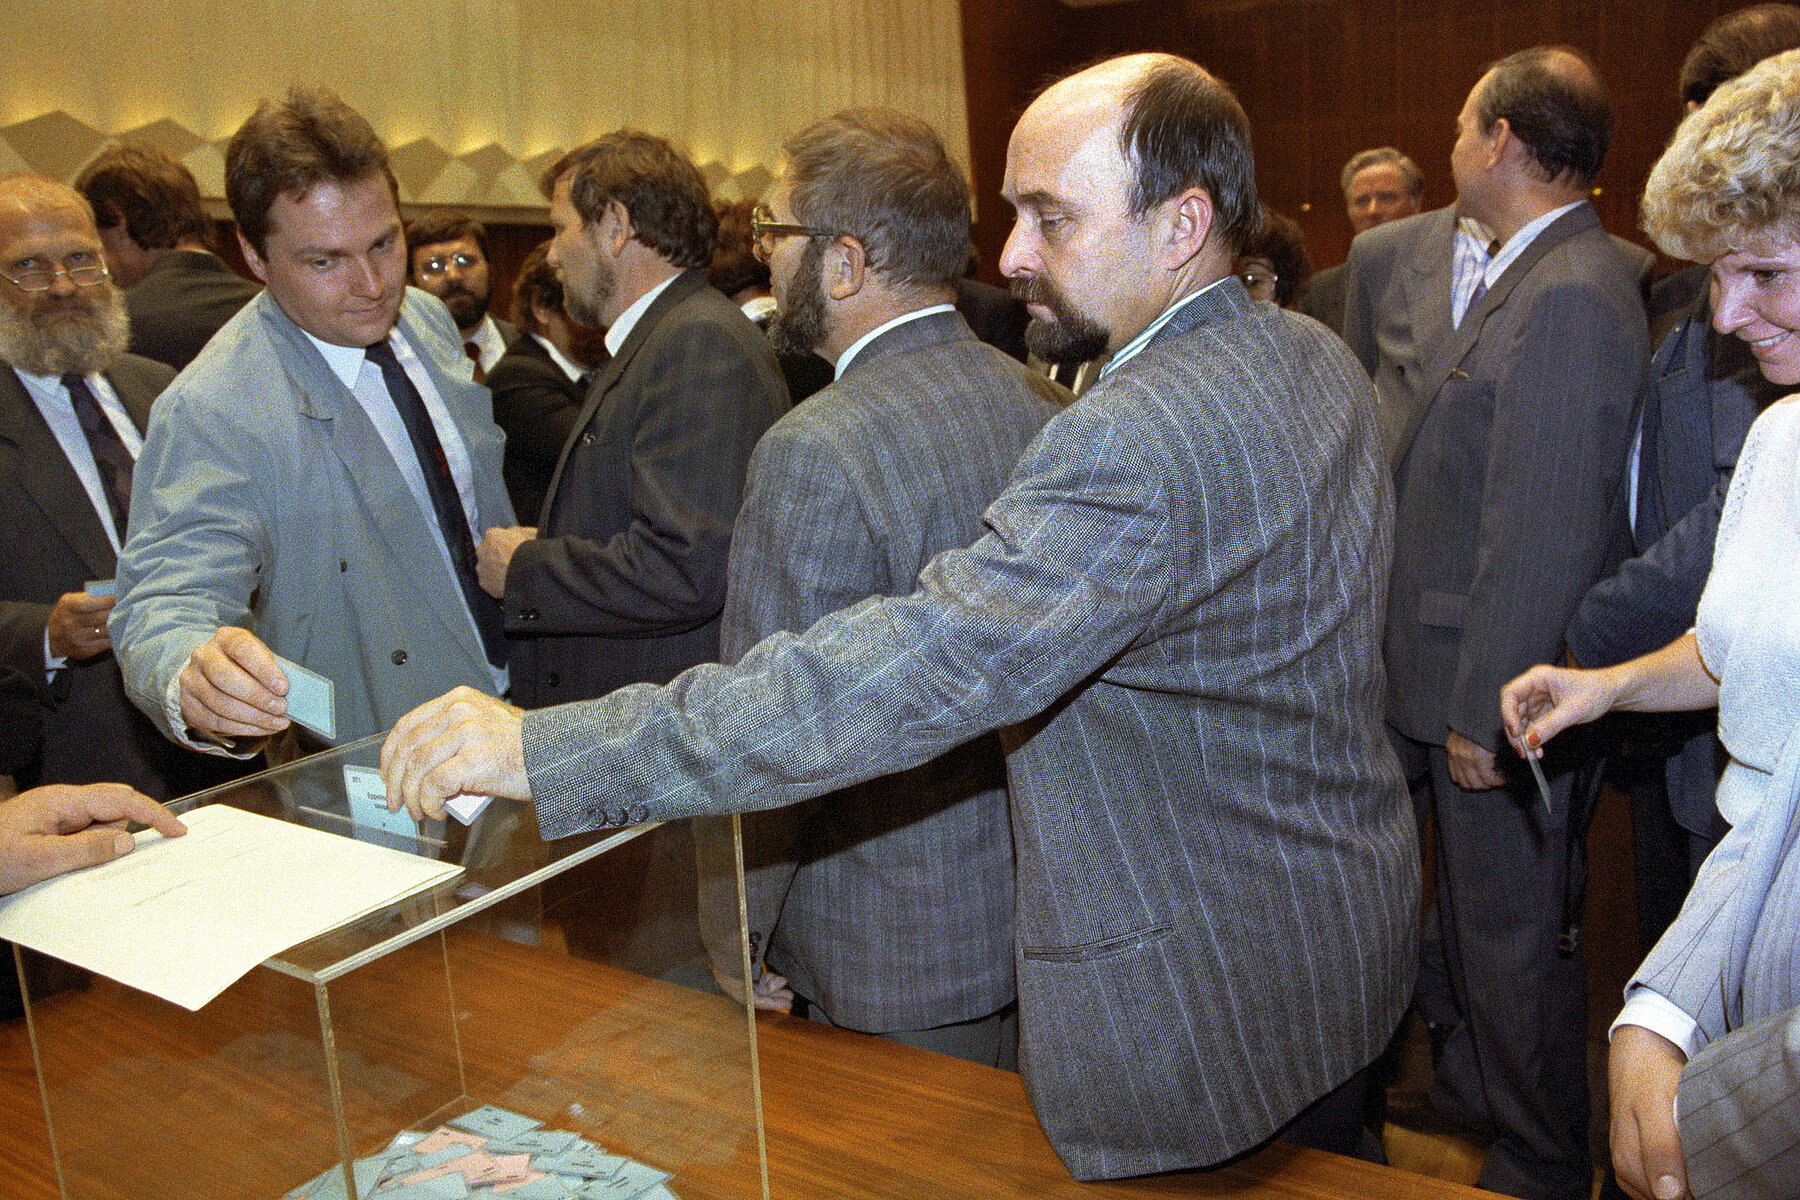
[
  {"xmin": 391, "ymin": 650, "xmax": 408, "ymax": 665},
  {"xmin": 544, "ymin": 671, "xmax": 560, "ymax": 687},
  {"xmin": 613, "ymin": 808, "xmax": 629, "ymax": 825},
  {"xmin": 521, "ymin": 608, "xmax": 539, "ymax": 622}
]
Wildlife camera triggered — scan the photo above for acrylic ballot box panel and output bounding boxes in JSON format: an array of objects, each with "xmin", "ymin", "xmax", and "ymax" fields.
[{"xmin": 16, "ymin": 735, "xmax": 767, "ymax": 1200}]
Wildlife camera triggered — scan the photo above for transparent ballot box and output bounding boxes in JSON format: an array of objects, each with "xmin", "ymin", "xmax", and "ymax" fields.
[{"xmin": 13, "ymin": 735, "xmax": 768, "ymax": 1200}]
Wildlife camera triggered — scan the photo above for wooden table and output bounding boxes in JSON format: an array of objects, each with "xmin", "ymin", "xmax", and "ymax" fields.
[{"xmin": 0, "ymin": 932, "xmax": 1497, "ymax": 1199}]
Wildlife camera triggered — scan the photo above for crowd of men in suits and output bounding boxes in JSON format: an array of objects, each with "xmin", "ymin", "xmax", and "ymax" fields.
[{"xmin": 3, "ymin": 10, "xmax": 1799, "ymax": 1200}]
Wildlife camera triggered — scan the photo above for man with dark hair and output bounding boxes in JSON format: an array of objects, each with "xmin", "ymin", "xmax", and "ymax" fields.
[
  {"xmin": 486, "ymin": 242, "xmax": 589, "ymax": 521},
  {"xmin": 1680, "ymin": 2, "xmax": 1800, "ymax": 107},
  {"xmin": 1300, "ymin": 147, "xmax": 1424, "ymax": 331},
  {"xmin": 1344, "ymin": 46, "xmax": 1649, "ymax": 1200},
  {"xmin": 405, "ymin": 211, "xmax": 518, "ymax": 379},
  {"xmin": 383, "ymin": 53, "xmax": 1415, "ymax": 1181},
  {"xmin": 112, "ymin": 86, "xmax": 514, "ymax": 757},
  {"xmin": 475, "ymin": 130, "xmax": 786, "ymax": 707},
  {"xmin": 692, "ymin": 107, "xmax": 1068, "ymax": 1063},
  {"xmin": 74, "ymin": 144, "xmax": 259, "ymax": 370}
]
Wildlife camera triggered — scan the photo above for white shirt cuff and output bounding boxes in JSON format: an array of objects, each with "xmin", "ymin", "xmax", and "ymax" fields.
[
  {"xmin": 163, "ymin": 665, "xmax": 256, "ymax": 759},
  {"xmin": 1612, "ymin": 985, "xmax": 1706, "ymax": 1059},
  {"xmin": 43, "ymin": 628, "xmax": 66, "ymax": 677}
]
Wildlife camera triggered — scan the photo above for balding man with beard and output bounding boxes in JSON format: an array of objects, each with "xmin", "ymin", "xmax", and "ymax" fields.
[
  {"xmin": 0, "ymin": 175, "xmax": 188, "ymax": 796},
  {"xmin": 382, "ymin": 53, "xmax": 1415, "ymax": 1180}
]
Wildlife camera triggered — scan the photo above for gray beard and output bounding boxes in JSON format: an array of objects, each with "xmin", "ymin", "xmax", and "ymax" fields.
[{"xmin": 0, "ymin": 288, "xmax": 130, "ymax": 377}]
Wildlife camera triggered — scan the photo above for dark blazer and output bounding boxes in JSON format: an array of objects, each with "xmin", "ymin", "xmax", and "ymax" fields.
[
  {"xmin": 0, "ymin": 356, "xmax": 185, "ymax": 795},
  {"xmin": 505, "ymin": 270, "xmax": 788, "ymax": 704},
  {"xmin": 709, "ymin": 310, "xmax": 1066, "ymax": 1033},
  {"xmin": 1567, "ymin": 286, "xmax": 1777, "ymax": 836},
  {"xmin": 124, "ymin": 249, "xmax": 260, "ymax": 372},
  {"xmin": 1346, "ymin": 204, "xmax": 1646, "ymax": 751},
  {"xmin": 523, "ymin": 281, "xmax": 1417, "ymax": 1180},
  {"xmin": 1297, "ymin": 261, "xmax": 1347, "ymax": 333},
  {"xmin": 486, "ymin": 333, "xmax": 585, "ymax": 523}
]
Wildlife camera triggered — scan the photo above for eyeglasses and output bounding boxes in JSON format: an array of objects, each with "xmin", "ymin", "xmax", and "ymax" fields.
[
  {"xmin": 1, "ymin": 256, "xmax": 109, "ymax": 292},
  {"xmin": 751, "ymin": 205, "xmax": 839, "ymax": 263},
  {"xmin": 415, "ymin": 251, "xmax": 482, "ymax": 276}
]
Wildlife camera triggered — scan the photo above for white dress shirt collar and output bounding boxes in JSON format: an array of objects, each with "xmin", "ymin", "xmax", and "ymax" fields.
[
  {"xmin": 835, "ymin": 304, "xmax": 955, "ymax": 378},
  {"xmin": 530, "ymin": 333, "xmax": 587, "ymax": 384},
  {"xmin": 604, "ymin": 273, "xmax": 682, "ymax": 358},
  {"xmin": 1099, "ymin": 276, "xmax": 1228, "ymax": 381}
]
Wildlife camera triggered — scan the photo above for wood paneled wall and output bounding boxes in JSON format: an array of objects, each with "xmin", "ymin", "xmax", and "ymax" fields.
[{"xmin": 960, "ymin": 0, "xmax": 1758, "ymax": 283}]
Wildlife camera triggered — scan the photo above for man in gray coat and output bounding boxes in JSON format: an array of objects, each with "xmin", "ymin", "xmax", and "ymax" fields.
[
  {"xmin": 694, "ymin": 108, "xmax": 1068, "ymax": 1061},
  {"xmin": 384, "ymin": 52, "xmax": 1415, "ymax": 1182},
  {"xmin": 1344, "ymin": 47, "xmax": 1648, "ymax": 1200},
  {"xmin": 113, "ymin": 87, "xmax": 512, "ymax": 756}
]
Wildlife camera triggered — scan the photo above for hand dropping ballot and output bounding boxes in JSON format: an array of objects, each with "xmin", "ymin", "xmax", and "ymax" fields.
[
  {"xmin": 343, "ymin": 764, "xmax": 493, "ymax": 827},
  {"xmin": 274, "ymin": 654, "xmax": 337, "ymax": 741}
]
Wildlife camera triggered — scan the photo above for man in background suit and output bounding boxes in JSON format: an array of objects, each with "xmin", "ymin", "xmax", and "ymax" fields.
[
  {"xmin": 694, "ymin": 108, "xmax": 1068, "ymax": 1060},
  {"xmin": 486, "ymin": 241, "xmax": 592, "ymax": 523},
  {"xmin": 1345, "ymin": 47, "xmax": 1648, "ymax": 1199},
  {"xmin": 0, "ymin": 175, "xmax": 191, "ymax": 796},
  {"xmin": 406, "ymin": 211, "xmax": 519, "ymax": 381},
  {"xmin": 1299, "ymin": 147, "xmax": 1423, "ymax": 333},
  {"xmin": 477, "ymin": 131, "xmax": 787, "ymax": 706},
  {"xmin": 384, "ymin": 52, "xmax": 1416, "ymax": 1182},
  {"xmin": 74, "ymin": 145, "xmax": 259, "ymax": 372},
  {"xmin": 112, "ymin": 87, "xmax": 513, "ymax": 757}
]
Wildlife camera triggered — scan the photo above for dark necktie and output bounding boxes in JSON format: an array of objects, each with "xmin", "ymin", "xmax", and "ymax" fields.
[
  {"xmin": 464, "ymin": 341, "xmax": 486, "ymax": 384},
  {"xmin": 364, "ymin": 339, "xmax": 507, "ymax": 667},
  {"xmin": 63, "ymin": 374, "xmax": 133, "ymax": 536}
]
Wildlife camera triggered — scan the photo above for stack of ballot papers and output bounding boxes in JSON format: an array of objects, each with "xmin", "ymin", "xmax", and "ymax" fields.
[
  {"xmin": 283, "ymin": 1104, "xmax": 679, "ymax": 1199},
  {"xmin": 0, "ymin": 804, "xmax": 463, "ymax": 1010}
]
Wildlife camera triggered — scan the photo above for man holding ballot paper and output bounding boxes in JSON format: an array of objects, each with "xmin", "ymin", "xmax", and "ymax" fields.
[{"xmin": 112, "ymin": 86, "xmax": 513, "ymax": 758}]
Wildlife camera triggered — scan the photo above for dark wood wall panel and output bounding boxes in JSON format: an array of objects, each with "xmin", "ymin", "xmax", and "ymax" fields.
[{"xmin": 960, "ymin": 0, "xmax": 1755, "ymax": 283}]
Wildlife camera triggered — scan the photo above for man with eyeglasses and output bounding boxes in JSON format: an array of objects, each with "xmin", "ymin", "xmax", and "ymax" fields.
[
  {"xmin": 690, "ymin": 108, "xmax": 1067, "ymax": 1058},
  {"xmin": 406, "ymin": 212, "xmax": 519, "ymax": 381},
  {"xmin": 0, "ymin": 174, "xmax": 197, "ymax": 798}
]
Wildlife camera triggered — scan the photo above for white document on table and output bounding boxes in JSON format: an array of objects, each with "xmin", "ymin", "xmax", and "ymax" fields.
[{"xmin": 0, "ymin": 804, "xmax": 462, "ymax": 1011}]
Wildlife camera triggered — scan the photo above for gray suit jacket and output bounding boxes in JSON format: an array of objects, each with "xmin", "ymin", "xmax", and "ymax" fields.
[
  {"xmin": 1346, "ymin": 204, "xmax": 1647, "ymax": 751},
  {"xmin": 0, "ymin": 356, "xmax": 185, "ymax": 794},
  {"xmin": 505, "ymin": 270, "xmax": 788, "ymax": 704},
  {"xmin": 114, "ymin": 288, "xmax": 514, "ymax": 747},
  {"xmin": 705, "ymin": 309, "xmax": 1066, "ymax": 1032},
  {"xmin": 124, "ymin": 249, "xmax": 260, "ymax": 372},
  {"xmin": 523, "ymin": 280, "xmax": 1418, "ymax": 1180},
  {"xmin": 1680, "ymin": 1004, "xmax": 1800, "ymax": 1199}
]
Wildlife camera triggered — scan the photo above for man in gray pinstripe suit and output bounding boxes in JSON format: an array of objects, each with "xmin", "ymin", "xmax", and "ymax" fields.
[
  {"xmin": 694, "ymin": 108, "xmax": 1068, "ymax": 1062},
  {"xmin": 384, "ymin": 52, "xmax": 1417, "ymax": 1182}
]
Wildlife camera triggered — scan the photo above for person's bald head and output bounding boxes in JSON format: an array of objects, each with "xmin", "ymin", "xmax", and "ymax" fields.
[
  {"xmin": 1019, "ymin": 53, "xmax": 1259, "ymax": 256},
  {"xmin": 1470, "ymin": 45, "xmax": 1613, "ymax": 188},
  {"xmin": 999, "ymin": 53, "xmax": 1260, "ymax": 363}
]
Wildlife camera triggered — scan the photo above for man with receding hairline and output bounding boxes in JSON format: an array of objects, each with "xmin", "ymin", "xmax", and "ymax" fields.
[
  {"xmin": 1300, "ymin": 147, "xmax": 1424, "ymax": 332},
  {"xmin": 1346, "ymin": 46, "xmax": 1649, "ymax": 1199},
  {"xmin": 382, "ymin": 53, "xmax": 1414, "ymax": 1180}
]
